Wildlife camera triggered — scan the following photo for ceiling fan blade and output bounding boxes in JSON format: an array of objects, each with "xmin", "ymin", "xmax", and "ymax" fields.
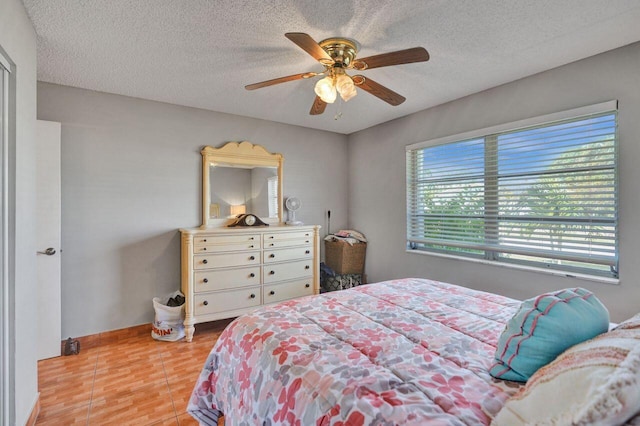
[
  {"xmin": 352, "ymin": 47, "xmax": 429, "ymax": 70},
  {"xmin": 353, "ymin": 75, "xmax": 406, "ymax": 106},
  {"xmin": 285, "ymin": 33, "xmax": 334, "ymax": 64},
  {"xmin": 245, "ymin": 72, "xmax": 318, "ymax": 90},
  {"xmin": 309, "ymin": 96, "xmax": 327, "ymax": 115}
]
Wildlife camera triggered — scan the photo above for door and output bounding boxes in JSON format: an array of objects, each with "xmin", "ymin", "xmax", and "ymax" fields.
[{"xmin": 36, "ymin": 120, "xmax": 61, "ymax": 360}]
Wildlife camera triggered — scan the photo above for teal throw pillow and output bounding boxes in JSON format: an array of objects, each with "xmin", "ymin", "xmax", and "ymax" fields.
[{"xmin": 490, "ymin": 287, "xmax": 609, "ymax": 382}]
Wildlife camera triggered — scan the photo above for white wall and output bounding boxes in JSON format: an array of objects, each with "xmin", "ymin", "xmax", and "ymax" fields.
[
  {"xmin": 36, "ymin": 82, "xmax": 349, "ymax": 338},
  {"xmin": 348, "ymin": 42, "xmax": 640, "ymax": 323},
  {"xmin": 0, "ymin": 0, "xmax": 39, "ymax": 424}
]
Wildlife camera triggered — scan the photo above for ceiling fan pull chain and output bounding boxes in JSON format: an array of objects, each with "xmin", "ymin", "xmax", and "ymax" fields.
[{"xmin": 334, "ymin": 97, "xmax": 343, "ymax": 120}]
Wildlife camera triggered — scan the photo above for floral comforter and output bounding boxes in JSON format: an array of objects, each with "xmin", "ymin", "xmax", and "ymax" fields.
[{"xmin": 188, "ymin": 278, "xmax": 524, "ymax": 425}]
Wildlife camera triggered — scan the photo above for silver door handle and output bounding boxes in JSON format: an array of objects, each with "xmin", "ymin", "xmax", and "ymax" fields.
[{"xmin": 37, "ymin": 248, "xmax": 56, "ymax": 256}]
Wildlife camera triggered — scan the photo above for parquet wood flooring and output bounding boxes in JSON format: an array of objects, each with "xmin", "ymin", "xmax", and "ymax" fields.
[{"xmin": 36, "ymin": 319, "xmax": 233, "ymax": 425}]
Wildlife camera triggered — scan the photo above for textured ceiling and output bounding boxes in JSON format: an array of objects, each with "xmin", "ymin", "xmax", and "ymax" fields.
[{"xmin": 22, "ymin": 0, "xmax": 640, "ymax": 134}]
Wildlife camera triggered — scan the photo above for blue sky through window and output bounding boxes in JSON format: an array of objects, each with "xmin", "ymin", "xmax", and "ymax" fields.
[{"xmin": 420, "ymin": 113, "xmax": 615, "ymax": 178}]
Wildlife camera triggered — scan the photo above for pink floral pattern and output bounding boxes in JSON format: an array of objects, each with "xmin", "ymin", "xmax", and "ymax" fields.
[{"xmin": 188, "ymin": 278, "xmax": 524, "ymax": 425}]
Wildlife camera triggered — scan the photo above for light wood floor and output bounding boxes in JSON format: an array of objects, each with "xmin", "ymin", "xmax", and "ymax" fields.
[{"xmin": 36, "ymin": 319, "xmax": 234, "ymax": 425}]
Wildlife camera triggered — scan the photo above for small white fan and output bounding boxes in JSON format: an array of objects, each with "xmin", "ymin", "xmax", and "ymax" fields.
[{"xmin": 285, "ymin": 196, "xmax": 303, "ymax": 225}]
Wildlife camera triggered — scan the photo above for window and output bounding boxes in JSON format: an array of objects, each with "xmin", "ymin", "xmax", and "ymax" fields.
[
  {"xmin": 406, "ymin": 102, "xmax": 618, "ymax": 278},
  {"xmin": 267, "ymin": 176, "xmax": 278, "ymax": 218}
]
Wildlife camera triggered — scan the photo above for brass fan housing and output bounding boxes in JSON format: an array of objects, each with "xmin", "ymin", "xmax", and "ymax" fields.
[{"xmin": 318, "ymin": 37, "xmax": 359, "ymax": 67}]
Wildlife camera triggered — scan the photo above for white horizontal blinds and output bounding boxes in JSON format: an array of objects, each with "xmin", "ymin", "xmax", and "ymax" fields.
[
  {"xmin": 267, "ymin": 176, "xmax": 278, "ymax": 217},
  {"xmin": 407, "ymin": 107, "xmax": 618, "ymax": 276},
  {"xmin": 407, "ymin": 138, "xmax": 486, "ymax": 255},
  {"xmin": 495, "ymin": 113, "xmax": 617, "ymax": 268}
]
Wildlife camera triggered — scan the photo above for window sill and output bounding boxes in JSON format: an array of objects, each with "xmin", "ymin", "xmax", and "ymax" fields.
[{"xmin": 406, "ymin": 249, "xmax": 620, "ymax": 285}]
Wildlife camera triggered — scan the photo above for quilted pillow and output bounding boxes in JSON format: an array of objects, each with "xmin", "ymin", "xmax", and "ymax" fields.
[
  {"xmin": 490, "ymin": 287, "xmax": 609, "ymax": 382},
  {"xmin": 492, "ymin": 313, "xmax": 640, "ymax": 425}
]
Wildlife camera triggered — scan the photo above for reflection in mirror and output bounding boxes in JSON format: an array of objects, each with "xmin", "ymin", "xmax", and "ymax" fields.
[
  {"xmin": 209, "ymin": 165, "xmax": 278, "ymax": 218},
  {"xmin": 201, "ymin": 141, "xmax": 283, "ymax": 227}
]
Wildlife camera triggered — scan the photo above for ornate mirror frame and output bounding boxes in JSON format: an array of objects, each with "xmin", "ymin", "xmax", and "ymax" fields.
[{"xmin": 201, "ymin": 141, "xmax": 284, "ymax": 227}]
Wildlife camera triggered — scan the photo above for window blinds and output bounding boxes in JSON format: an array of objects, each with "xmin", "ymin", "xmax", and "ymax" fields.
[
  {"xmin": 267, "ymin": 176, "xmax": 278, "ymax": 218},
  {"xmin": 406, "ymin": 107, "xmax": 617, "ymax": 276}
]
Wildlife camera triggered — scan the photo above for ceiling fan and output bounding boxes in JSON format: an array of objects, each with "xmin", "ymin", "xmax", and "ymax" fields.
[{"xmin": 245, "ymin": 33, "xmax": 430, "ymax": 115}]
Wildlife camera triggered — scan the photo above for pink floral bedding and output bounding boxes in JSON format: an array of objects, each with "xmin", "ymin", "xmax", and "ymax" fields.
[{"xmin": 188, "ymin": 278, "xmax": 524, "ymax": 425}]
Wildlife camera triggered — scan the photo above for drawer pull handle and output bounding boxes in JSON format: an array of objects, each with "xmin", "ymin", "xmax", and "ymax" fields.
[
  {"xmin": 203, "ymin": 248, "xmax": 207, "ymax": 251},
  {"xmin": 249, "ymin": 256, "xmax": 255, "ymax": 260},
  {"xmin": 269, "ymin": 236, "xmax": 274, "ymax": 239},
  {"xmin": 203, "ymin": 300, "xmax": 208, "ymax": 306},
  {"xmin": 250, "ymin": 293, "xmax": 256, "ymax": 299},
  {"xmin": 270, "ymin": 243, "xmax": 274, "ymax": 247},
  {"xmin": 269, "ymin": 254, "xmax": 275, "ymax": 258},
  {"xmin": 305, "ymin": 250, "xmax": 310, "ymax": 254},
  {"xmin": 203, "ymin": 239, "xmax": 207, "ymax": 242},
  {"xmin": 305, "ymin": 240, "xmax": 310, "ymax": 243},
  {"xmin": 269, "ymin": 290, "xmax": 275, "ymax": 296},
  {"xmin": 250, "ymin": 273, "xmax": 255, "ymax": 278},
  {"xmin": 305, "ymin": 265, "xmax": 310, "ymax": 270},
  {"xmin": 250, "ymin": 237, "xmax": 254, "ymax": 240},
  {"xmin": 305, "ymin": 283, "xmax": 310, "ymax": 288},
  {"xmin": 202, "ymin": 259, "xmax": 208, "ymax": 264},
  {"xmin": 249, "ymin": 245, "xmax": 254, "ymax": 248},
  {"xmin": 269, "ymin": 271, "xmax": 275, "ymax": 275},
  {"xmin": 203, "ymin": 278, "xmax": 208, "ymax": 283}
]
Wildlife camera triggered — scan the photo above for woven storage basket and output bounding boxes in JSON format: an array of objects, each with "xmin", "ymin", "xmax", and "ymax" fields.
[
  {"xmin": 321, "ymin": 273, "xmax": 364, "ymax": 293},
  {"xmin": 325, "ymin": 240, "xmax": 366, "ymax": 274}
]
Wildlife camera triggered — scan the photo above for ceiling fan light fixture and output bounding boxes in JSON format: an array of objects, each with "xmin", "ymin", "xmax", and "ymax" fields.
[
  {"xmin": 314, "ymin": 76, "xmax": 337, "ymax": 103},
  {"xmin": 336, "ymin": 74, "xmax": 357, "ymax": 102},
  {"xmin": 246, "ymin": 33, "xmax": 430, "ymax": 115}
]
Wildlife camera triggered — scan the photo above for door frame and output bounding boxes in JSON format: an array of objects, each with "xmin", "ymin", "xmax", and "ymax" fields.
[{"xmin": 0, "ymin": 45, "xmax": 16, "ymax": 426}]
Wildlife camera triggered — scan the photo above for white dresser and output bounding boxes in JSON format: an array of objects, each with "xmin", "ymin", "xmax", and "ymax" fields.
[{"xmin": 180, "ymin": 225, "xmax": 320, "ymax": 341}]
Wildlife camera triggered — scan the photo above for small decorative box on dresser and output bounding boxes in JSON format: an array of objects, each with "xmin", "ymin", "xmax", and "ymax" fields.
[{"xmin": 180, "ymin": 225, "xmax": 320, "ymax": 341}]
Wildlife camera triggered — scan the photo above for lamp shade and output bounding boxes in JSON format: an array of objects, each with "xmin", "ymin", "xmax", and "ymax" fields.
[
  {"xmin": 314, "ymin": 76, "xmax": 337, "ymax": 103},
  {"xmin": 230, "ymin": 205, "xmax": 246, "ymax": 216},
  {"xmin": 336, "ymin": 74, "xmax": 357, "ymax": 102}
]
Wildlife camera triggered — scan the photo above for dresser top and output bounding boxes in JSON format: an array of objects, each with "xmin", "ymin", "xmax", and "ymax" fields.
[{"xmin": 180, "ymin": 224, "xmax": 320, "ymax": 235}]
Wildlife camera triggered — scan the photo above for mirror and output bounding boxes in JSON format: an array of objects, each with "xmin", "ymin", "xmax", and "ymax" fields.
[
  {"xmin": 201, "ymin": 141, "xmax": 283, "ymax": 227},
  {"xmin": 208, "ymin": 165, "xmax": 278, "ymax": 218}
]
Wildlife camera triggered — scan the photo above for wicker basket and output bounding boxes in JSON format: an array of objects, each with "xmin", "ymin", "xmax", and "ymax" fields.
[
  {"xmin": 325, "ymin": 240, "xmax": 366, "ymax": 274},
  {"xmin": 321, "ymin": 273, "xmax": 364, "ymax": 293}
]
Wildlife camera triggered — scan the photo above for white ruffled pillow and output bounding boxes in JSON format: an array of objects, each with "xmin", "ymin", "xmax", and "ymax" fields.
[{"xmin": 492, "ymin": 313, "xmax": 640, "ymax": 426}]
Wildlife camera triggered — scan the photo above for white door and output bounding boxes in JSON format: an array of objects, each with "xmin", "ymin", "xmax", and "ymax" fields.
[{"xmin": 36, "ymin": 120, "xmax": 61, "ymax": 360}]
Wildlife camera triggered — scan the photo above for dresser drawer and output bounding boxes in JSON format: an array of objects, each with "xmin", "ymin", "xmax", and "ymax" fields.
[
  {"xmin": 264, "ymin": 230, "xmax": 313, "ymax": 242},
  {"xmin": 263, "ymin": 246, "xmax": 312, "ymax": 263},
  {"xmin": 193, "ymin": 251, "xmax": 260, "ymax": 269},
  {"xmin": 195, "ymin": 234, "xmax": 260, "ymax": 253},
  {"xmin": 195, "ymin": 234, "xmax": 259, "ymax": 245},
  {"xmin": 194, "ymin": 287, "xmax": 261, "ymax": 316},
  {"xmin": 194, "ymin": 243, "xmax": 259, "ymax": 253},
  {"xmin": 194, "ymin": 267, "xmax": 260, "ymax": 292},
  {"xmin": 263, "ymin": 259, "xmax": 313, "ymax": 284},
  {"xmin": 263, "ymin": 279, "xmax": 314, "ymax": 304},
  {"xmin": 262, "ymin": 232, "xmax": 313, "ymax": 250}
]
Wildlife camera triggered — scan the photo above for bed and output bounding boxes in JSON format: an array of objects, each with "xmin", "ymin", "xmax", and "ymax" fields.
[
  {"xmin": 187, "ymin": 278, "xmax": 526, "ymax": 425},
  {"xmin": 188, "ymin": 277, "xmax": 640, "ymax": 425}
]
